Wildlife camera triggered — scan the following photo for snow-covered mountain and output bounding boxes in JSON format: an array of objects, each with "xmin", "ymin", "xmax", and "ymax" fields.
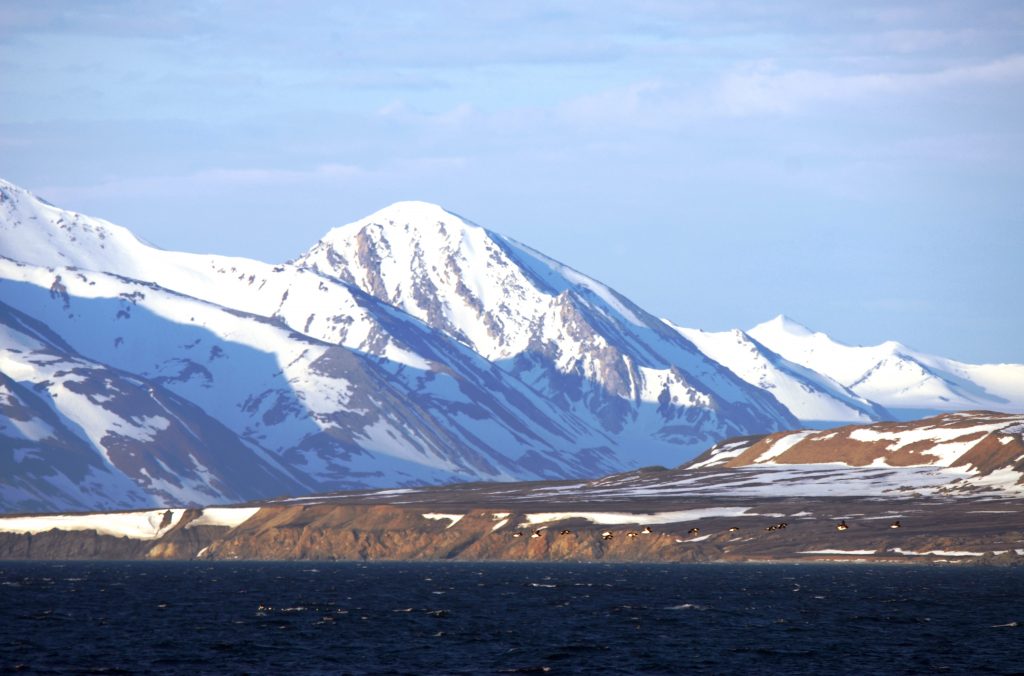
[
  {"xmin": 0, "ymin": 179, "xmax": 800, "ymax": 511},
  {"xmin": 749, "ymin": 315, "xmax": 1024, "ymax": 419},
  {"xmin": 1, "ymin": 253, "xmax": 648, "ymax": 511},
  {"xmin": 294, "ymin": 202, "xmax": 796, "ymax": 449},
  {"xmin": 667, "ymin": 323, "xmax": 890, "ymax": 426},
  {"xmin": 0, "ymin": 298, "xmax": 305, "ymax": 512},
  {"xmin": 2, "ymin": 176, "xmax": 1020, "ymax": 512}
]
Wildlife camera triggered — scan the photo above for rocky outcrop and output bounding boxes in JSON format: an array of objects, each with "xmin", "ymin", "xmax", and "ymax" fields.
[{"xmin": 194, "ymin": 505, "xmax": 716, "ymax": 563}]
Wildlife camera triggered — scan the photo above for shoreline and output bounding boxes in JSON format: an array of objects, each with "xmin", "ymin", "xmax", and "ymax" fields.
[{"xmin": 2, "ymin": 553, "xmax": 1015, "ymax": 565}]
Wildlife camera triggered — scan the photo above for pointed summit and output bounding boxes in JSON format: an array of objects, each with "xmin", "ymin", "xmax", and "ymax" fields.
[
  {"xmin": 315, "ymin": 200, "xmax": 483, "ymax": 250},
  {"xmin": 368, "ymin": 200, "xmax": 467, "ymax": 223},
  {"xmin": 750, "ymin": 314, "xmax": 815, "ymax": 338}
]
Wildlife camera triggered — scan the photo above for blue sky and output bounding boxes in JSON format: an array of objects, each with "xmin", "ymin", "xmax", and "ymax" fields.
[{"xmin": 2, "ymin": 1, "xmax": 1022, "ymax": 363}]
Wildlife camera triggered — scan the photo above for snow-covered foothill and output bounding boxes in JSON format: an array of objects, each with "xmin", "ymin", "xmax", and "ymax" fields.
[{"xmin": 689, "ymin": 411, "xmax": 1024, "ymax": 473}]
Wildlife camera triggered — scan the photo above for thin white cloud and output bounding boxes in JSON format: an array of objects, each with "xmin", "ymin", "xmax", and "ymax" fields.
[
  {"xmin": 557, "ymin": 81, "xmax": 666, "ymax": 127},
  {"xmin": 546, "ymin": 53, "xmax": 1024, "ymax": 130},
  {"xmin": 714, "ymin": 54, "xmax": 1024, "ymax": 115}
]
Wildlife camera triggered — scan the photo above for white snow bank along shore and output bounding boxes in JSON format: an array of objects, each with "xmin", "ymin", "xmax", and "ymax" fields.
[
  {"xmin": 519, "ymin": 507, "xmax": 760, "ymax": 527},
  {"xmin": 0, "ymin": 509, "xmax": 186, "ymax": 540}
]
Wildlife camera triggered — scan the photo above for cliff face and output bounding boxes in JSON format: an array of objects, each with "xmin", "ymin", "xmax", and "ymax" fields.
[
  {"xmin": 196, "ymin": 505, "xmax": 714, "ymax": 563},
  {"xmin": 0, "ymin": 509, "xmax": 233, "ymax": 561},
  {"xmin": 3, "ymin": 499, "xmax": 1021, "ymax": 566},
  {"xmin": 0, "ymin": 530, "xmax": 154, "ymax": 560}
]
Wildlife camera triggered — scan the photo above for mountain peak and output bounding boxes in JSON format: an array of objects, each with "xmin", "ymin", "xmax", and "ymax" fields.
[
  {"xmin": 371, "ymin": 199, "xmax": 456, "ymax": 217},
  {"xmin": 314, "ymin": 200, "xmax": 484, "ymax": 251},
  {"xmin": 0, "ymin": 178, "xmax": 36, "ymax": 204},
  {"xmin": 751, "ymin": 314, "xmax": 815, "ymax": 338},
  {"xmin": 361, "ymin": 200, "xmax": 477, "ymax": 230}
]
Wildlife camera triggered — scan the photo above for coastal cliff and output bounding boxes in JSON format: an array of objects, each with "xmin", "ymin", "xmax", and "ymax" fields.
[{"xmin": 1, "ymin": 499, "xmax": 1021, "ymax": 566}]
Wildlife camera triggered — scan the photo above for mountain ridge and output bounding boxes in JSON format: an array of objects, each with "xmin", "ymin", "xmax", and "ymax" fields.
[
  {"xmin": 1, "ymin": 178, "xmax": 1021, "ymax": 512},
  {"xmin": 0, "ymin": 179, "xmax": 791, "ymax": 511},
  {"xmin": 749, "ymin": 314, "xmax": 1024, "ymax": 417}
]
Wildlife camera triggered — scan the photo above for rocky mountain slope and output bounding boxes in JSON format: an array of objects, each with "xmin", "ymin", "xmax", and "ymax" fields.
[
  {"xmin": 0, "ymin": 298, "xmax": 305, "ymax": 511},
  {"xmin": 293, "ymin": 201, "xmax": 798, "ymax": 449},
  {"xmin": 0, "ymin": 256, "xmax": 639, "ymax": 512}
]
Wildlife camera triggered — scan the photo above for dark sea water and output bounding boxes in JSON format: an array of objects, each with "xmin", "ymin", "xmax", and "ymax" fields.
[{"xmin": 1, "ymin": 562, "xmax": 1021, "ymax": 675}]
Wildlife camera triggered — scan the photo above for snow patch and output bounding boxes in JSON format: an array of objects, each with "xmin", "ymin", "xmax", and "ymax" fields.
[
  {"xmin": 889, "ymin": 548, "xmax": 985, "ymax": 557},
  {"xmin": 186, "ymin": 507, "xmax": 261, "ymax": 529},
  {"xmin": 422, "ymin": 513, "xmax": 463, "ymax": 528},
  {"xmin": 688, "ymin": 439, "xmax": 755, "ymax": 469},
  {"xmin": 754, "ymin": 431, "xmax": 815, "ymax": 463}
]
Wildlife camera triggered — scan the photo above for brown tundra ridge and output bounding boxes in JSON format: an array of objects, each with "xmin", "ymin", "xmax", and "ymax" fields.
[{"xmin": 1, "ymin": 411, "xmax": 1022, "ymax": 565}]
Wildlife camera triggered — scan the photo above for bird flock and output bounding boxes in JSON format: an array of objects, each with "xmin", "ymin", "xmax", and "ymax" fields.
[{"xmin": 508, "ymin": 519, "xmax": 904, "ymax": 541}]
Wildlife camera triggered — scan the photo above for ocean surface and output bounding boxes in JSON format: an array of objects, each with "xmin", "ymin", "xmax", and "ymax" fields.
[{"xmin": 1, "ymin": 562, "xmax": 1021, "ymax": 674}]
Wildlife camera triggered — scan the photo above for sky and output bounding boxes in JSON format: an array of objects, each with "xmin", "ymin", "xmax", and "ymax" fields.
[{"xmin": 1, "ymin": 1, "xmax": 1022, "ymax": 363}]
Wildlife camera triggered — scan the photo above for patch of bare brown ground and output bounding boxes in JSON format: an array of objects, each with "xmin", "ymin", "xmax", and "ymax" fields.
[
  {"xmin": 952, "ymin": 434, "xmax": 1024, "ymax": 480},
  {"xmin": 724, "ymin": 412, "xmax": 1022, "ymax": 468},
  {"xmin": 775, "ymin": 430, "xmax": 990, "ymax": 466}
]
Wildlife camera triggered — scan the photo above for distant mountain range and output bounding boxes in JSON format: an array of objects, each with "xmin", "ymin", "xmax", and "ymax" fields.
[
  {"xmin": 1, "ymin": 178, "xmax": 1021, "ymax": 512},
  {"xmin": 746, "ymin": 315, "xmax": 1024, "ymax": 420}
]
